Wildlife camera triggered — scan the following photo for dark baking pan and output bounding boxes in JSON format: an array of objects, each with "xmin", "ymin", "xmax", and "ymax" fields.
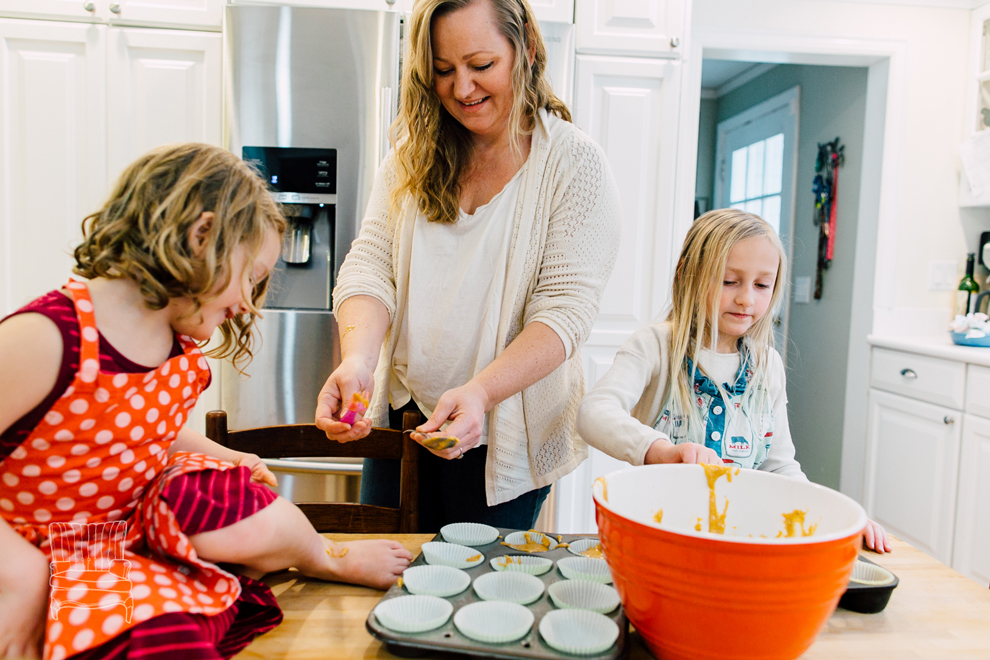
[{"xmin": 837, "ymin": 554, "xmax": 898, "ymax": 614}]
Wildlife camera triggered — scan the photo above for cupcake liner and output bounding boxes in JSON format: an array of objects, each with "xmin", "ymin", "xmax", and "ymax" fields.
[
  {"xmin": 539, "ymin": 609, "xmax": 620, "ymax": 655},
  {"xmin": 557, "ymin": 557, "xmax": 613, "ymax": 583},
  {"xmin": 472, "ymin": 571, "xmax": 545, "ymax": 605},
  {"xmin": 402, "ymin": 565, "xmax": 471, "ymax": 598},
  {"xmin": 548, "ymin": 579, "xmax": 620, "ymax": 614},
  {"xmin": 453, "ymin": 601, "xmax": 534, "ymax": 643},
  {"xmin": 489, "ymin": 554, "xmax": 553, "ymax": 576},
  {"xmin": 441, "ymin": 522, "xmax": 500, "ymax": 546},
  {"xmin": 421, "ymin": 542, "xmax": 485, "ymax": 569},
  {"xmin": 850, "ymin": 560, "xmax": 896, "ymax": 586},
  {"xmin": 374, "ymin": 595, "xmax": 453, "ymax": 633},
  {"xmin": 501, "ymin": 530, "xmax": 558, "ymax": 553},
  {"xmin": 567, "ymin": 538, "xmax": 605, "ymax": 559}
]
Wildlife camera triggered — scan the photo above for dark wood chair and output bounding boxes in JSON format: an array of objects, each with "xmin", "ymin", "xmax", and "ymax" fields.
[{"xmin": 205, "ymin": 410, "xmax": 422, "ymax": 534}]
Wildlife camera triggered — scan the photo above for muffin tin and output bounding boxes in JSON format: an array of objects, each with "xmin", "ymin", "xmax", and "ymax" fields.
[{"xmin": 366, "ymin": 528, "xmax": 628, "ymax": 659}]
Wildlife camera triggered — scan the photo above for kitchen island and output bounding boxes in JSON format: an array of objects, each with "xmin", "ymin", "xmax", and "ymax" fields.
[{"xmin": 235, "ymin": 533, "xmax": 990, "ymax": 659}]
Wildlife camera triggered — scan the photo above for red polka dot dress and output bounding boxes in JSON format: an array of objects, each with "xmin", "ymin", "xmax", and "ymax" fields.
[{"xmin": 0, "ymin": 282, "xmax": 280, "ymax": 660}]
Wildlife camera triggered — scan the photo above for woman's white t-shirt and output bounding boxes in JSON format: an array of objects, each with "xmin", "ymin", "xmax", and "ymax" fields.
[{"xmin": 390, "ymin": 165, "xmax": 527, "ymax": 445}]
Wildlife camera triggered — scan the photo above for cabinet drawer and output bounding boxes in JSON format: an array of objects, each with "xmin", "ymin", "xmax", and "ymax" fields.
[
  {"xmin": 965, "ymin": 365, "xmax": 990, "ymax": 417},
  {"xmin": 870, "ymin": 348, "xmax": 965, "ymax": 409}
]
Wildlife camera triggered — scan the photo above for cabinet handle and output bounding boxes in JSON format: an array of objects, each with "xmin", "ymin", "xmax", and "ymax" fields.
[
  {"xmin": 899, "ymin": 368, "xmax": 917, "ymax": 379},
  {"xmin": 944, "ymin": 416, "xmax": 955, "ymax": 425},
  {"xmin": 670, "ymin": 37, "xmax": 681, "ymax": 48},
  {"xmin": 83, "ymin": 1, "xmax": 95, "ymax": 10},
  {"xmin": 109, "ymin": 2, "xmax": 121, "ymax": 13}
]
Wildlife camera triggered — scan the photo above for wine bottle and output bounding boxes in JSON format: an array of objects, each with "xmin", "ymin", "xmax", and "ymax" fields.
[{"xmin": 955, "ymin": 253, "xmax": 980, "ymax": 316}]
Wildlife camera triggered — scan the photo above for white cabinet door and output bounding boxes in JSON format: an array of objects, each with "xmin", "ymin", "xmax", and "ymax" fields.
[
  {"xmin": 865, "ymin": 389, "xmax": 962, "ymax": 565},
  {"xmin": 531, "ymin": 0, "xmax": 574, "ymax": 23},
  {"xmin": 555, "ymin": 54, "xmax": 681, "ymax": 533},
  {"xmin": 575, "ymin": 0, "xmax": 684, "ymax": 58},
  {"xmin": 0, "ymin": 0, "xmax": 106, "ymax": 22},
  {"xmin": 0, "ymin": 19, "xmax": 107, "ymax": 316},
  {"xmin": 107, "ymin": 28, "xmax": 221, "ymax": 184},
  {"xmin": 953, "ymin": 414, "xmax": 990, "ymax": 585},
  {"xmin": 228, "ymin": 0, "xmax": 403, "ymax": 11},
  {"xmin": 110, "ymin": 0, "xmax": 222, "ymax": 30}
]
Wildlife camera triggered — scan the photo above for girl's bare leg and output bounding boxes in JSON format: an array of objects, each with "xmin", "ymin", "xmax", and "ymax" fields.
[{"xmin": 187, "ymin": 496, "xmax": 412, "ymax": 590}]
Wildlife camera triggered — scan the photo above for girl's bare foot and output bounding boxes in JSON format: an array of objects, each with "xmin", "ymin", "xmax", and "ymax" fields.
[{"xmin": 309, "ymin": 538, "xmax": 412, "ymax": 590}]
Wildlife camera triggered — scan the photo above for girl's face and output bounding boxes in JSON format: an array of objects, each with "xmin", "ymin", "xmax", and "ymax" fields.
[
  {"xmin": 431, "ymin": 0, "xmax": 521, "ymax": 142},
  {"xmin": 717, "ymin": 236, "xmax": 779, "ymax": 353},
  {"xmin": 171, "ymin": 228, "xmax": 281, "ymax": 341}
]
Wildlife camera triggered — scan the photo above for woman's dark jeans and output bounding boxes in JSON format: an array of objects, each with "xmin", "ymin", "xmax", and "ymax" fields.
[{"xmin": 358, "ymin": 403, "xmax": 551, "ymax": 533}]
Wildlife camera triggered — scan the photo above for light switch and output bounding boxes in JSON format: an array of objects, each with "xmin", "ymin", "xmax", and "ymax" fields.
[
  {"xmin": 929, "ymin": 261, "xmax": 957, "ymax": 291},
  {"xmin": 793, "ymin": 276, "xmax": 811, "ymax": 304}
]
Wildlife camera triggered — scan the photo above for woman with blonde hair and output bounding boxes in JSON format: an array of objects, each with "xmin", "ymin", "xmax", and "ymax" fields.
[
  {"xmin": 315, "ymin": 0, "xmax": 621, "ymax": 530},
  {"xmin": 577, "ymin": 209, "xmax": 890, "ymax": 552}
]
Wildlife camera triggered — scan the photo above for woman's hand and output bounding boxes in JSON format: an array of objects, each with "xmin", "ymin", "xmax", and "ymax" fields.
[
  {"xmin": 863, "ymin": 518, "xmax": 892, "ymax": 554},
  {"xmin": 0, "ymin": 536, "xmax": 49, "ymax": 659},
  {"xmin": 413, "ymin": 381, "xmax": 490, "ymax": 460},
  {"xmin": 315, "ymin": 357, "xmax": 375, "ymax": 442},
  {"xmin": 645, "ymin": 438, "xmax": 721, "ymax": 465},
  {"xmin": 235, "ymin": 452, "xmax": 278, "ymax": 488}
]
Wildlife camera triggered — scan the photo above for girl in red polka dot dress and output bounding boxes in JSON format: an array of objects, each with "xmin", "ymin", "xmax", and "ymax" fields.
[{"xmin": 0, "ymin": 143, "xmax": 412, "ymax": 660}]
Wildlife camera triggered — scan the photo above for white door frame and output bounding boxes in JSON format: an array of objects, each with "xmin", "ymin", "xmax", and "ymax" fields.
[{"xmin": 672, "ymin": 27, "xmax": 908, "ymax": 503}]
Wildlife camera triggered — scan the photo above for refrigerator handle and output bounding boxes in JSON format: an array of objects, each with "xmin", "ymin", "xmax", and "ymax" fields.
[
  {"xmin": 380, "ymin": 87, "xmax": 394, "ymax": 165},
  {"xmin": 262, "ymin": 458, "xmax": 364, "ymax": 475}
]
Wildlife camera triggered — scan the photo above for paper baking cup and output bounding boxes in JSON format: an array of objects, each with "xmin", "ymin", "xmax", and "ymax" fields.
[
  {"xmin": 850, "ymin": 560, "xmax": 896, "ymax": 586},
  {"xmin": 441, "ymin": 522, "xmax": 500, "ymax": 546},
  {"xmin": 489, "ymin": 554, "xmax": 554, "ymax": 576},
  {"xmin": 374, "ymin": 595, "xmax": 452, "ymax": 633},
  {"xmin": 472, "ymin": 571, "xmax": 545, "ymax": 605},
  {"xmin": 548, "ymin": 579, "xmax": 620, "ymax": 614},
  {"xmin": 453, "ymin": 601, "xmax": 534, "ymax": 643},
  {"xmin": 502, "ymin": 530, "xmax": 558, "ymax": 552},
  {"xmin": 402, "ymin": 565, "xmax": 471, "ymax": 598},
  {"xmin": 567, "ymin": 538, "xmax": 605, "ymax": 559},
  {"xmin": 421, "ymin": 542, "xmax": 485, "ymax": 569},
  {"xmin": 557, "ymin": 557, "xmax": 613, "ymax": 583},
  {"xmin": 539, "ymin": 609, "xmax": 620, "ymax": 655}
]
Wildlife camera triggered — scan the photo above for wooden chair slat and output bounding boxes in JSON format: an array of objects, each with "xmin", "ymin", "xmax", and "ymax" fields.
[{"xmin": 296, "ymin": 503, "xmax": 401, "ymax": 534}]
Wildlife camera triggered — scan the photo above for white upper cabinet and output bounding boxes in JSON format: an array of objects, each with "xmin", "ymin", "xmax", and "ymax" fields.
[
  {"xmin": 0, "ymin": 0, "xmax": 222, "ymax": 29},
  {"xmin": 530, "ymin": 0, "xmax": 574, "ymax": 23},
  {"xmin": 228, "ymin": 0, "xmax": 405, "ymax": 11},
  {"xmin": 0, "ymin": 19, "xmax": 107, "ymax": 315},
  {"xmin": 575, "ymin": 0, "xmax": 685, "ymax": 58},
  {"xmin": 107, "ymin": 28, "xmax": 222, "ymax": 183},
  {"xmin": 960, "ymin": 2, "xmax": 990, "ymax": 207}
]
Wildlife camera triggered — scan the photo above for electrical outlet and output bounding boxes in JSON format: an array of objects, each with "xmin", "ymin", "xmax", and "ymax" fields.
[
  {"xmin": 929, "ymin": 261, "xmax": 957, "ymax": 291},
  {"xmin": 793, "ymin": 276, "xmax": 811, "ymax": 304}
]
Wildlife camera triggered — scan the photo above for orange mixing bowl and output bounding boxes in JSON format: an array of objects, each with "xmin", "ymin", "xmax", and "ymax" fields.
[{"xmin": 593, "ymin": 464, "xmax": 867, "ymax": 660}]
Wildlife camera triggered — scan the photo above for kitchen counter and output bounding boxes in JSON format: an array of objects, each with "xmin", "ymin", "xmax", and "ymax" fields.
[
  {"xmin": 868, "ymin": 334, "xmax": 990, "ymax": 367},
  {"xmin": 235, "ymin": 533, "xmax": 990, "ymax": 660}
]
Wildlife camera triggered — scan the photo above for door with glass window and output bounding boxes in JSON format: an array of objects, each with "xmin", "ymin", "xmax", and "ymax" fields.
[{"xmin": 714, "ymin": 86, "xmax": 799, "ymax": 356}]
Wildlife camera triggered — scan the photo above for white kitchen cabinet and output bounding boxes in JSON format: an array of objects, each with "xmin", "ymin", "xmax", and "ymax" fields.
[
  {"xmin": 960, "ymin": 2, "xmax": 990, "ymax": 207},
  {"xmin": 953, "ymin": 413, "xmax": 990, "ymax": 586},
  {"xmin": 229, "ymin": 0, "xmax": 405, "ymax": 11},
  {"xmin": 555, "ymin": 53, "xmax": 682, "ymax": 533},
  {"xmin": 864, "ymin": 388, "xmax": 961, "ymax": 566},
  {"xmin": 531, "ymin": 0, "xmax": 574, "ymax": 23},
  {"xmin": 575, "ymin": 0, "xmax": 685, "ymax": 58},
  {"xmin": 0, "ymin": 0, "xmax": 222, "ymax": 30}
]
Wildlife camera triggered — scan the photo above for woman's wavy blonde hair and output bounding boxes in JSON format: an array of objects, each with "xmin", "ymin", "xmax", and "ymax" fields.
[
  {"xmin": 392, "ymin": 0, "xmax": 571, "ymax": 224},
  {"xmin": 663, "ymin": 209, "xmax": 788, "ymax": 439},
  {"xmin": 73, "ymin": 143, "xmax": 286, "ymax": 372}
]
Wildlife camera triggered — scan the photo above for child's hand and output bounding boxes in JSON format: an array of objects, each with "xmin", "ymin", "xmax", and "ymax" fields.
[
  {"xmin": 863, "ymin": 518, "xmax": 892, "ymax": 554},
  {"xmin": 235, "ymin": 452, "xmax": 278, "ymax": 488},
  {"xmin": 0, "ymin": 543, "xmax": 49, "ymax": 659},
  {"xmin": 645, "ymin": 439, "xmax": 721, "ymax": 465}
]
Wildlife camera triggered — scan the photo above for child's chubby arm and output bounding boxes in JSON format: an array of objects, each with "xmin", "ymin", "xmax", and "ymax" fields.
[
  {"xmin": 170, "ymin": 427, "xmax": 278, "ymax": 487},
  {"xmin": 0, "ymin": 312, "xmax": 63, "ymax": 439},
  {"xmin": 0, "ymin": 517, "xmax": 49, "ymax": 659}
]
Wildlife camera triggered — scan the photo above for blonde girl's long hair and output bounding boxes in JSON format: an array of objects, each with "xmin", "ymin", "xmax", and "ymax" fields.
[
  {"xmin": 73, "ymin": 143, "xmax": 287, "ymax": 372},
  {"xmin": 392, "ymin": 0, "xmax": 571, "ymax": 224},
  {"xmin": 664, "ymin": 209, "xmax": 788, "ymax": 438}
]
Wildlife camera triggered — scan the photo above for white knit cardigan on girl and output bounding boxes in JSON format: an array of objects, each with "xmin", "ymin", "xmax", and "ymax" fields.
[{"xmin": 332, "ymin": 109, "xmax": 622, "ymax": 506}]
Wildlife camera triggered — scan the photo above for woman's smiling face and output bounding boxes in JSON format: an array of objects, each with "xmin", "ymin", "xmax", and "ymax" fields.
[{"xmin": 431, "ymin": 0, "xmax": 521, "ymax": 141}]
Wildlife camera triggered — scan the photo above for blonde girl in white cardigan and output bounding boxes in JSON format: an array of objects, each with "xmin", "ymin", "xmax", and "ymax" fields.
[
  {"xmin": 314, "ymin": 0, "xmax": 620, "ymax": 530},
  {"xmin": 577, "ymin": 210, "xmax": 890, "ymax": 552}
]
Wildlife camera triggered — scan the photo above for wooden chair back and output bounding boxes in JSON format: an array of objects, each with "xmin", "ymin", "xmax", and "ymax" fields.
[{"xmin": 205, "ymin": 410, "xmax": 421, "ymax": 534}]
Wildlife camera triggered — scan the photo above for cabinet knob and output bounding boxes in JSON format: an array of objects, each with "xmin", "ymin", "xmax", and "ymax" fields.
[
  {"xmin": 899, "ymin": 368, "xmax": 917, "ymax": 379},
  {"xmin": 83, "ymin": 1, "xmax": 95, "ymax": 11},
  {"xmin": 670, "ymin": 37, "xmax": 681, "ymax": 48},
  {"xmin": 944, "ymin": 416, "xmax": 955, "ymax": 425},
  {"xmin": 109, "ymin": 2, "xmax": 121, "ymax": 13}
]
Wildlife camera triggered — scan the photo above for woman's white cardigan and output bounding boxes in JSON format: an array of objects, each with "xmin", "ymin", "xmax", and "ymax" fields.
[{"xmin": 332, "ymin": 109, "xmax": 622, "ymax": 505}]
